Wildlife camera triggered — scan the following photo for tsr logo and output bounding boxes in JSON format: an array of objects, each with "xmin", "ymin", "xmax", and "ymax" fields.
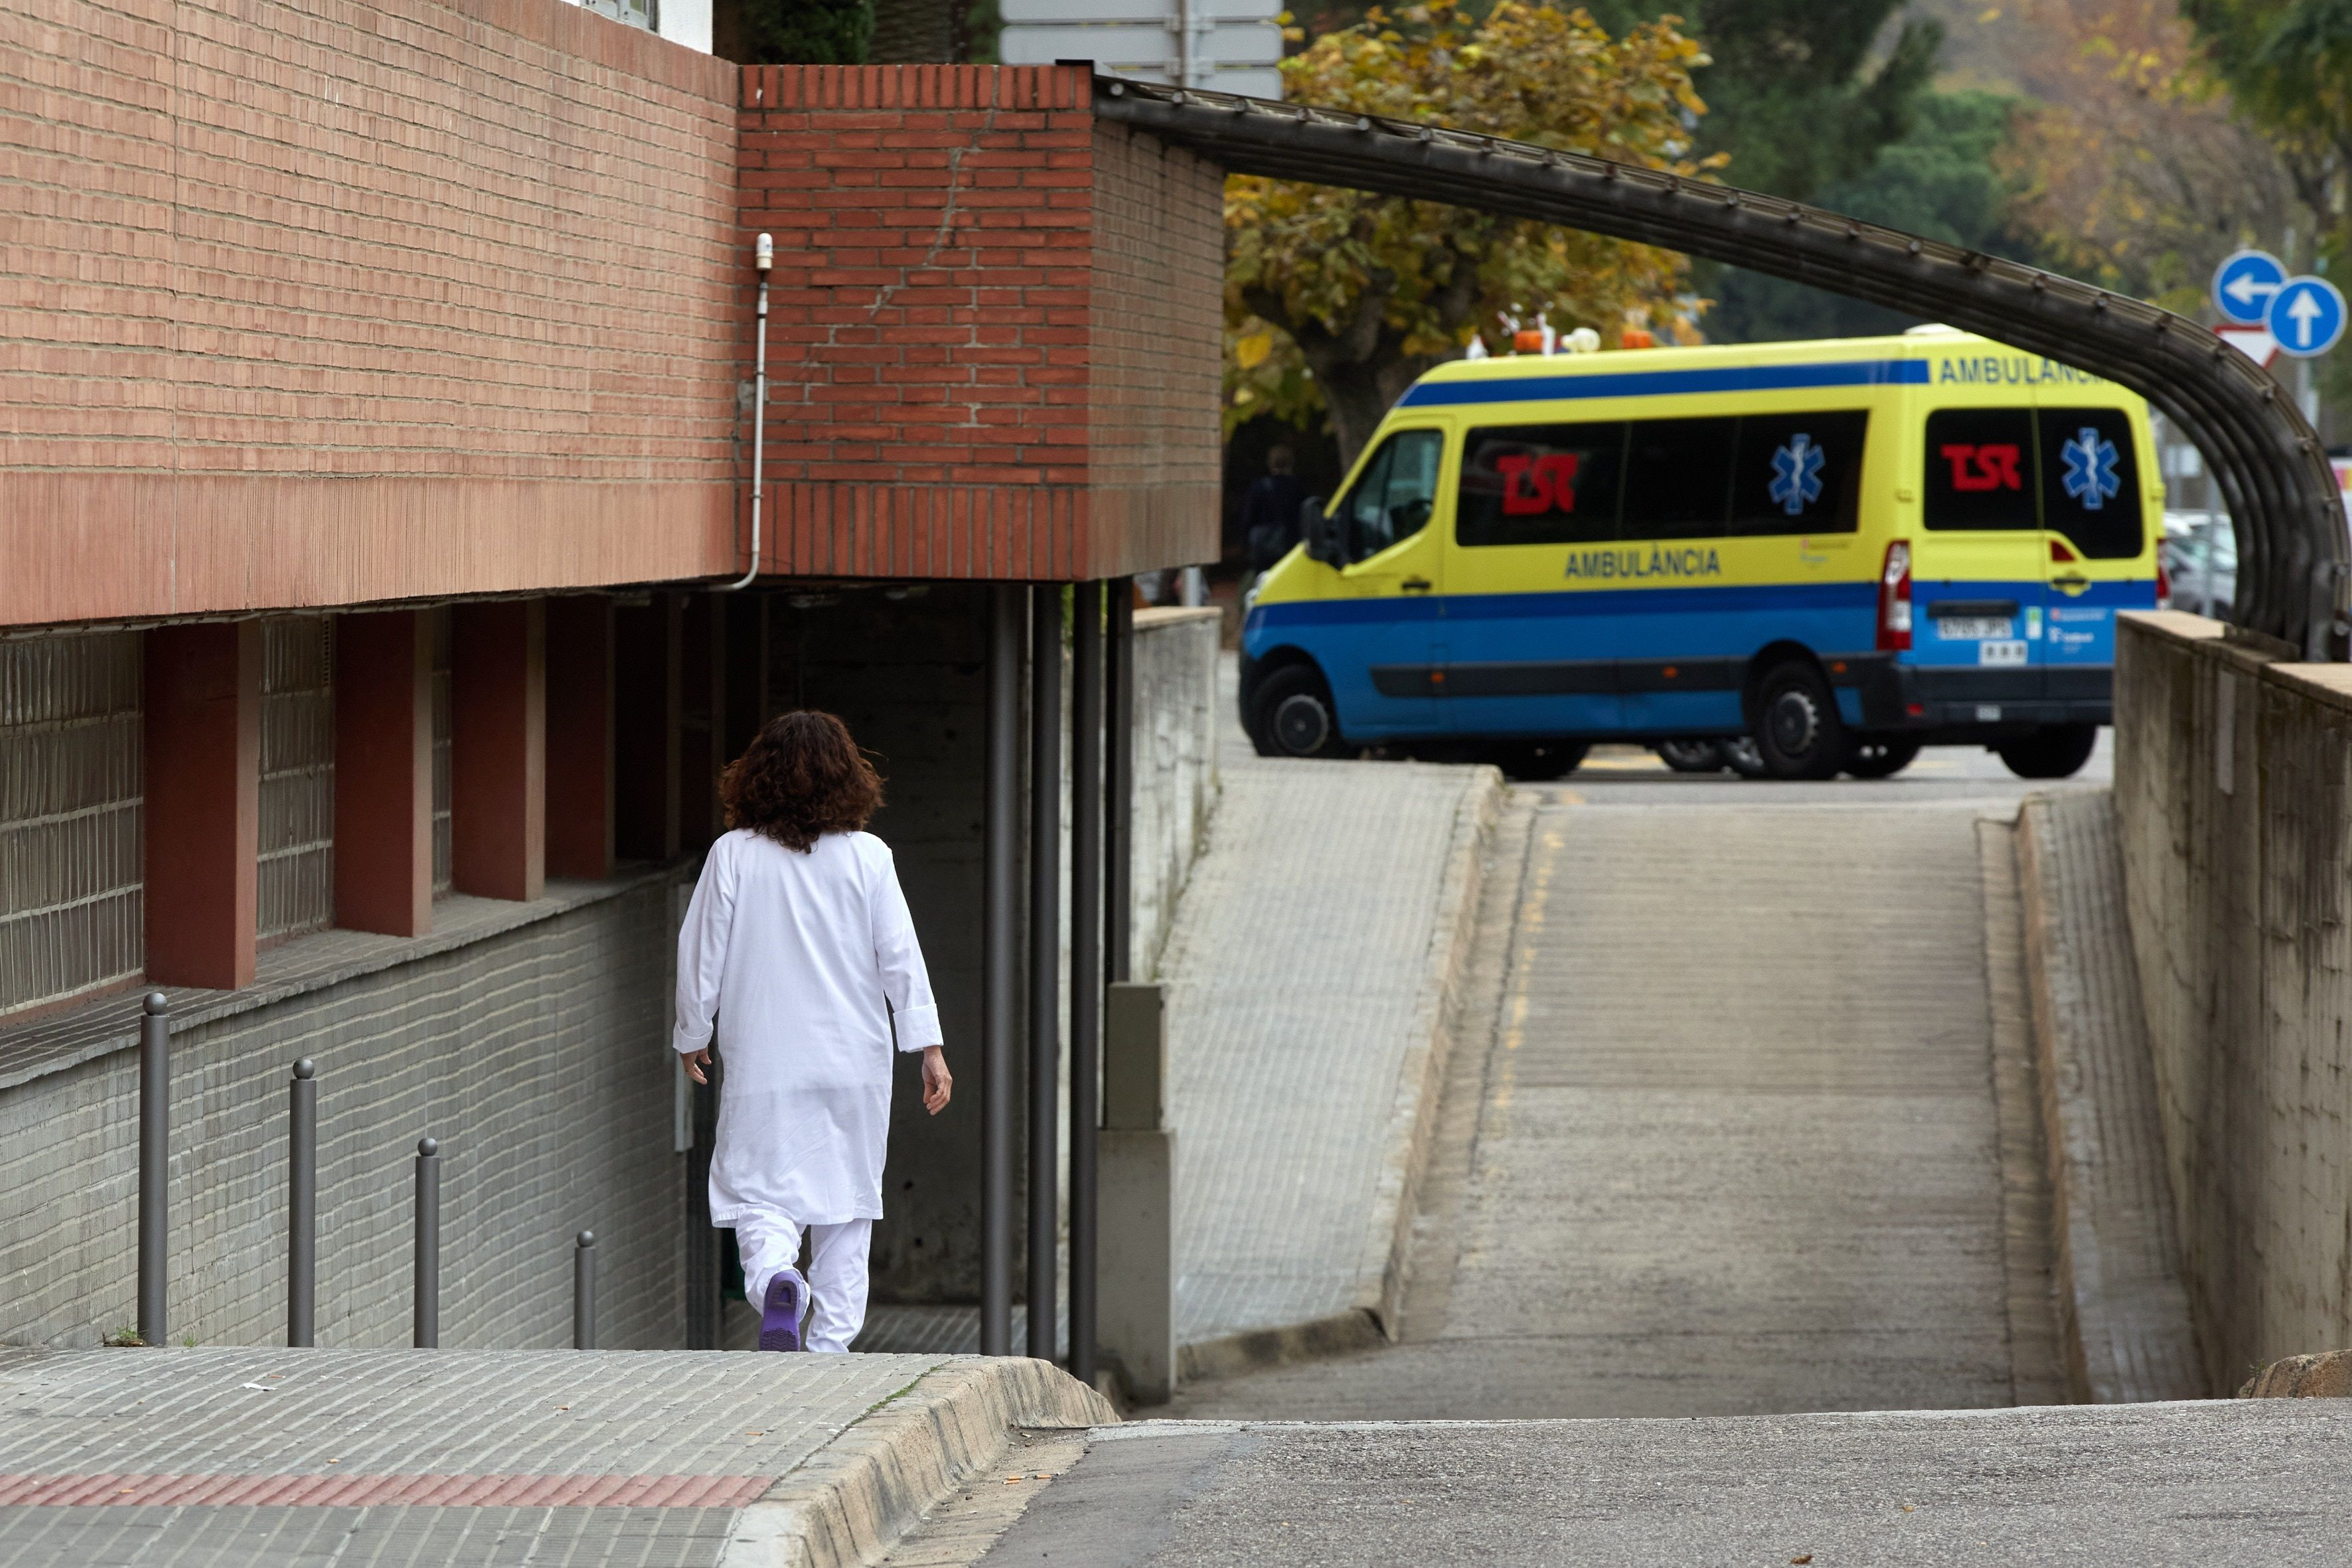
[
  {"xmin": 1939, "ymin": 443, "xmax": 2023, "ymax": 493},
  {"xmin": 1497, "ymin": 453, "xmax": 1582, "ymax": 515}
]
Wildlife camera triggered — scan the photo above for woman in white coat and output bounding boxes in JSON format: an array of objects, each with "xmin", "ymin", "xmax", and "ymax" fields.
[{"xmin": 672, "ymin": 710, "xmax": 952, "ymax": 1352}]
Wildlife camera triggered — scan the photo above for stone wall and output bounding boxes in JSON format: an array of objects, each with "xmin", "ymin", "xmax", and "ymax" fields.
[
  {"xmin": 1, "ymin": 879, "xmax": 682, "ymax": 1350},
  {"xmin": 2112, "ymin": 610, "xmax": 2352, "ymax": 1387}
]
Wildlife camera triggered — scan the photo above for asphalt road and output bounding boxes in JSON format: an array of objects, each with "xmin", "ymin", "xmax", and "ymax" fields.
[
  {"xmin": 1557, "ymin": 730, "xmax": 2112, "ymax": 804},
  {"xmin": 968, "ymin": 1403, "xmax": 2352, "ymax": 1567}
]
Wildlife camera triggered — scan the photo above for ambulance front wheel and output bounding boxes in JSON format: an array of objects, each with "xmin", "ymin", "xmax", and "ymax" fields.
[
  {"xmin": 1751, "ymin": 659, "xmax": 1847, "ymax": 781},
  {"xmin": 1996, "ymin": 724, "xmax": 2098, "ymax": 780},
  {"xmin": 1251, "ymin": 665, "xmax": 1350, "ymax": 759}
]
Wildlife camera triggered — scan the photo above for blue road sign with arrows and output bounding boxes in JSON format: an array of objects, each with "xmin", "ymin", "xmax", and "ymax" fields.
[
  {"xmin": 2267, "ymin": 275, "xmax": 2346, "ymax": 359},
  {"xmin": 2213, "ymin": 248, "xmax": 2288, "ymax": 325}
]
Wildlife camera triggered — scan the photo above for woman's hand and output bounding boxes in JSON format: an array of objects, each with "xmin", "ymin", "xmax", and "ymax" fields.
[
  {"xmin": 921, "ymin": 1046, "xmax": 952, "ymax": 1115},
  {"xmin": 682, "ymin": 1047, "xmax": 712, "ymax": 1086}
]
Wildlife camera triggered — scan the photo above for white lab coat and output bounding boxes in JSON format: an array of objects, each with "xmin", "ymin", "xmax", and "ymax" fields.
[{"xmin": 671, "ymin": 828, "xmax": 941, "ymax": 1225}]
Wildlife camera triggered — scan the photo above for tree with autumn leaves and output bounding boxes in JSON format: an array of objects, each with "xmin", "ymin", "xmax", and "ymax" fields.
[{"xmin": 1224, "ymin": 1, "xmax": 1713, "ymax": 465}]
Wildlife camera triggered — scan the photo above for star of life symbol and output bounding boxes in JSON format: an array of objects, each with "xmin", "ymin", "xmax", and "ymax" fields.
[
  {"xmin": 1769, "ymin": 434, "xmax": 1824, "ymax": 516},
  {"xmin": 2059, "ymin": 426, "xmax": 2121, "ymax": 510}
]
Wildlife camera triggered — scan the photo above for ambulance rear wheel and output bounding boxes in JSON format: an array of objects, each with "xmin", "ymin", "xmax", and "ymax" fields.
[
  {"xmin": 1843, "ymin": 738, "xmax": 1922, "ymax": 779},
  {"xmin": 1482, "ymin": 740, "xmax": 1589, "ymax": 781},
  {"xmin": 1997, "ymin": 724, "xmax": 2098, "ymax": 780},
  {"xmin": 1655, "ymin": 739, "xmax": 1726, "ymax": 773},
  {"xmin": 1251, "ymin": 665, "xmax": 1349, "ymax": 759},
  {"xmin": 1751, "ymin": 660, "xmax": 1847, "ymax": 781}
]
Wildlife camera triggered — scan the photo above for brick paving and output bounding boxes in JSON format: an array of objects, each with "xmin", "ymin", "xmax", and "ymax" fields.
[{"xmin": 0, "ymin": 1345, "xmax": 954, "ymax": 1566}]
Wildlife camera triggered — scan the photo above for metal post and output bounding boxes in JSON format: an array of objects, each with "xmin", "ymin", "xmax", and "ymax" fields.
[
  {"xmin": 982, "ymin": 584, "xmax": 1024, "ymax": 1356},
  {"xmin": 574, "ymin": 1231, "xmax": 597, "ymax": 1350},
  {"xmin": 288, "ymin": 1059, "xmax": 317, "ymax": 1348},
  {"xmin": 412, "ymin": 1137, "xmax": 440, "ymax": 1349},
  {"xmin": 136, "ymin": 991, "xmax": 169, "ymax": 1347},
  {"xmin": 1105, "ymin": 582, "xmax": 1135, "ymax": 984},
  {"xmin": 1028, "ymin": 582, "xmax": 1063, "ymax": 1363},
  {"xmin": 1069, "ymin": 581, "xmax": 1103, "ymax": 1385}
]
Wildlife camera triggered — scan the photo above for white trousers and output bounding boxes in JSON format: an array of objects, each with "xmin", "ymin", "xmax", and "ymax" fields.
[{"xmin": 733, "ymin": 1210, "xmax": 873, "ymax": 1354}]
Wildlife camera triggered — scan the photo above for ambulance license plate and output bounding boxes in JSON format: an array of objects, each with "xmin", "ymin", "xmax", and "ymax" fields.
[
  {"xmin": 1937, "ymin": 616, "xmax": 2012, "ymax": 641},
  {"xmin": 1978, "ymin": 640, "xmax": 2028, "ymax": 668}
]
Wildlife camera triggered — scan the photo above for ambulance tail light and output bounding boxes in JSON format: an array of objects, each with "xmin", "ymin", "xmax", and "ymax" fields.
[
  {"xmin": 2156, "ymin": 556, "xmax": 2171, "ymax": 607},
  {"xmin": 1877, "ymin": 540, "xmax": 1913, "ymax": 652}
]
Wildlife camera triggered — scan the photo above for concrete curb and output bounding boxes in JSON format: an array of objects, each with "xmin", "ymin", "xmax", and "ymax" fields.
[
  {"xmin": 2013, "ymin": 790, "xmax": 2205, "ymax": 1403},
  {"xmin": 2241, "ymin": 1350, "xmax": 2352, "ymax": 1398},
  {"xmin": 1359, "ymin": 765, "xmax": 1504, "ymax": 1342},
  {"xmin": 722, "ymin": 1356, "xmax": 1115, "ymax": 1568},
  {"xmin": 1176, "ymin": 1307, "xmax": 1386, "ymax": 1385}
]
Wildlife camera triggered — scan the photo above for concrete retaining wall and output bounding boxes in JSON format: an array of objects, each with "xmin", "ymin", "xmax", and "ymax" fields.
[
  {"xmin": 2113, "ymin": 610, "xmax": 2352, "ymax": 1389},
  {"xmin": 1121, "ymin": 607, "xmax": 1222, "ymax": 982}
]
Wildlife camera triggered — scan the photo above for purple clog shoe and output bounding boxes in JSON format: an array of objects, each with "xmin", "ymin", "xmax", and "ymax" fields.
[{"xmin": 759, "ymin": 1270, "xmax": 808, "ymax": 1352}]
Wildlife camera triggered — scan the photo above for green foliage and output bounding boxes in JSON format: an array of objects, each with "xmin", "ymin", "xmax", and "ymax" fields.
[
  {"xmin": 738, "ymin": 0, "xmax": 874, "ymax": 62},
  {"xmin": 2181, "ymin": 0, "xmax": 2352, "ymax": 172},
  {"xmin": 1225, "ymin": 0, "xmax": 1713, "ymax": 462},
  {"xmin": 1584, "ymin": 0, "xmax": 1944, "ymax": 203},
  {"xmin": 1707, "ymin": 91, "xmax": 2038, "ymax": 342}
]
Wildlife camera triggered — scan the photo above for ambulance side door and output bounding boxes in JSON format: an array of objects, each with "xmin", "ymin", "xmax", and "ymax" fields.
[
  {"xmin": 1322, "ymin": 426, "xmax": 1449, "ymax": 740},
  {"xmin": 1914, "ymin": 406, "xmax": 2047, "ymax": 682},
  {"xmin": 1439, "ymin": 418, "xmax": 1627, "ymax": 739}
]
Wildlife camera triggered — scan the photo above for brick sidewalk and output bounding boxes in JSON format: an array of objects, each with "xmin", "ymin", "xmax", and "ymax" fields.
[{"xmin": 0, "ymin": 1346, "xmax": 1101, "ymax": 1565}]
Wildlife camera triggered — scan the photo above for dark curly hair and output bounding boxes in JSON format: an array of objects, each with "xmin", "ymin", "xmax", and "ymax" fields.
[{"xmin": 720, "ymin": 710, "xmax": 884, "ymax": 852}]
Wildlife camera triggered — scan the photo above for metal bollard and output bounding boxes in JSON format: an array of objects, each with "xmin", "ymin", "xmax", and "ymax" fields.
[
  {"xmin": 287, "ymin": 1059, "xmax": 317, "ymax": 1348},
  {"xmin": 412, "ymin": 1138, "xmax": 440, "ymax": 1349},
  {"xmin": 136, "ymin": 992, "xmax": 169, "ymax": 1347},
  {"xmin": 573, "ymin": 1231, "xmax": 597, "ymax": 1350}
]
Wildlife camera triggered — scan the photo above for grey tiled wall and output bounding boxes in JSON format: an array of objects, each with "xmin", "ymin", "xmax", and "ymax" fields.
[{"xmin": 1, "ymin": 883, "xmax": 680, "ymax": 1350}]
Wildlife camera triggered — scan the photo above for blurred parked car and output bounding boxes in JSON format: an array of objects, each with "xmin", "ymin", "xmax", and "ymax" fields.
[{"xmin": 2161, "ymin": 510, "xmax": 2235, "ymax": 621}]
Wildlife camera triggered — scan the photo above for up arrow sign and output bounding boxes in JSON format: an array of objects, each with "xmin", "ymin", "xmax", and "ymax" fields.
[
  {"xmin": 2286, "ymin": 290, "xmax": 2323, "ymax": 343},
  {"xmin": 2266, "ymin": 275, "xmax": 2346, "ymax": 359}
]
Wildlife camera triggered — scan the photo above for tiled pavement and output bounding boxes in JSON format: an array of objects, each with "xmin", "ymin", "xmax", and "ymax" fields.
[
  {"xmin": 1158, "ymin": 657, "xmax": 1494, "ymax": 1346},
  {"xmin": 1161, "ymin": 753, "xmax": 1488, "ymax": 1344},
  {"xmin": 0, "ymin": 1345, "xmax": 959, "ymax": 1565}
]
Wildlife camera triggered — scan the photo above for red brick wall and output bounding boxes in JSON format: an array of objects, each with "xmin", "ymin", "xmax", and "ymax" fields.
[
  {"xmin": 738, "ymin": 66, "xmax": 1220, "ymax": 580},
  {"xmin": 1089, "ymin": 121, "xmax": 1225, "ymax": 579},
  {"xmin": 1, "ymin": 0, "xmax": 741, "ymax": 627}
]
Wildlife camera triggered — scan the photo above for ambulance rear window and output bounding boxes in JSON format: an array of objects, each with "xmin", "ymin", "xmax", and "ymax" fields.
[
  {"xmin": 2039, "ymin": 408, "xmax": 2142, "ymax": 560},
  {"xmin": 1924, "ymin": 408, "xmax": 2038, "ymax": 531}
]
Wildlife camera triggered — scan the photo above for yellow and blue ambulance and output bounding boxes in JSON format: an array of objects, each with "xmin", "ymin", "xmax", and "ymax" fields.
[{"xmin": 1237, "ymin": 328, "xmax": 2162, "ymax": 781}]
